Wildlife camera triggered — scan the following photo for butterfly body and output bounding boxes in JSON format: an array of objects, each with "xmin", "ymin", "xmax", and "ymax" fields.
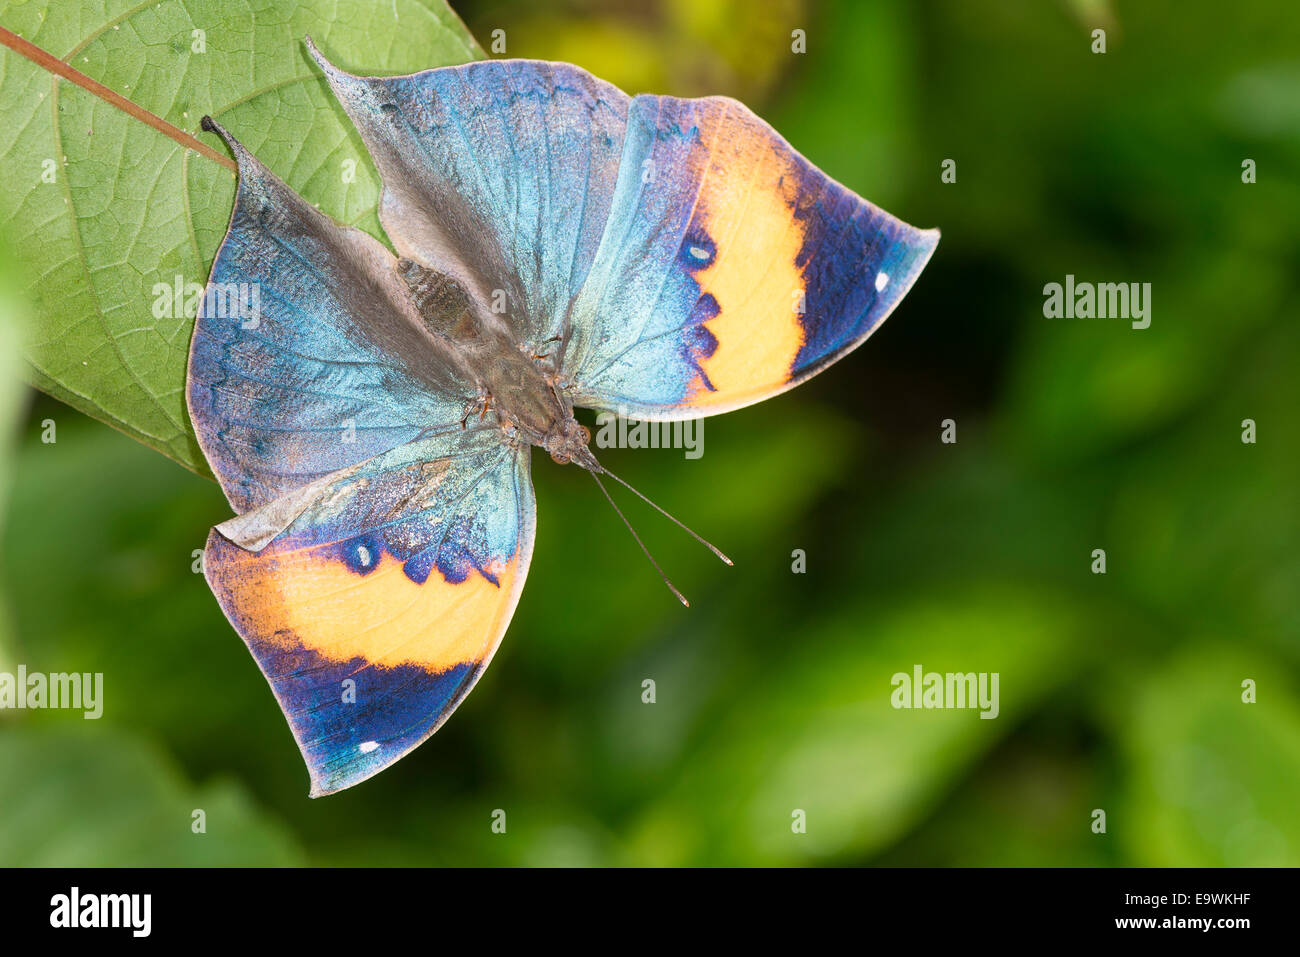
[
  {"xmin": 189, "ymin": 43, "xmax": 938, "ymax": 795},
  {"xmin": 395, "ymin": 254, "xmax": 598, "ymax": 468}
]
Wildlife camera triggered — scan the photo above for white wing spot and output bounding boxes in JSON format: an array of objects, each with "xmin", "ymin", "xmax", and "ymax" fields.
[
  {"xmin": 356, "ymin": 545, "xmax": 372, "ymax": 567},
  {"xmin": 875, "ymin": 271, "xmax": 890, "ymax": 292},
  {"xmin": 359, "ymin": 741, "xmax": 380, "ymax": 754}
]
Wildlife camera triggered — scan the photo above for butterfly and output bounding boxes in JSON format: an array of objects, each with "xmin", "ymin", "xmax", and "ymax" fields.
[{"xmin": 188, "ymin": 38, "xmax": 939, "ymax": 796}]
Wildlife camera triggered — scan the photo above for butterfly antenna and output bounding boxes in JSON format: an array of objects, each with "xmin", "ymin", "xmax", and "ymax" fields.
[
  {"xmin": 596, "ymin": 464, "xmax": 733, "ymax": 566},
  {"xmin": 590, "ymin": 471, "xmax": 690, "ymax": 607}
]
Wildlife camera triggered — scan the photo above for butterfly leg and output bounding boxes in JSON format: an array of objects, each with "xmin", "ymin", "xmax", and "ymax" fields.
[
  {"xmin": 460, "ymin": 387, "xmax": 494, "ymax": 429},
  {"xmin": 524, "ymin": 335, "xmax": 565, "ymax": 377},
  {"xmin": 531, "ymin": 334, "xmax": 564, "ymax": 359}
]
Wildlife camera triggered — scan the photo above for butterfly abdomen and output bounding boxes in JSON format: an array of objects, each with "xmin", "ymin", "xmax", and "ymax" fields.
[
  {"xmin": 395, "ymin": 256, "xmax": 583, "ymax": 456},
  {"xmin": 396, "ymin": 257, "xmax": 484, "ymax": 343}
]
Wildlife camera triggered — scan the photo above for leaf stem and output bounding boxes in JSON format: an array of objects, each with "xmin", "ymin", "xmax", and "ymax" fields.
[{"xmin": 0, "ymin": 25, "xmax": 236, "ymax": 172}]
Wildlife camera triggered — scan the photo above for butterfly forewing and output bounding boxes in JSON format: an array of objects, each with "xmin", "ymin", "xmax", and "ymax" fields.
[
  {"xmin": 562, "ymin": 94, "xmax": 939, "ymax": 420},
  {"xmin": 204, "ymin": 428, "xmax": 535, "ymax": 796}
]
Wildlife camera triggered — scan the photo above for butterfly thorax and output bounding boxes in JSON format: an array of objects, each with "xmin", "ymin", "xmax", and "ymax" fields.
[{"xmin": 397, "ymin": 258, "xmax": 599, "ymax": 471}]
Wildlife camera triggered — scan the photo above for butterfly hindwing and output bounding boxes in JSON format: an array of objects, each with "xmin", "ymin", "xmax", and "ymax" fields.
[
  {"xmin": 204, "ymin": 428, "xmax": 535, "ymax": 796},
  {"xmin": 562, "ymin": 94, "xmax": 939, "ymax": 419},
  {"xmin": 187, "ymin": 119, "xmax": 474, "ymax": 513},
  {"xmin": 308, "ymin": 45, "xmax": 631, "ymax": 354}
]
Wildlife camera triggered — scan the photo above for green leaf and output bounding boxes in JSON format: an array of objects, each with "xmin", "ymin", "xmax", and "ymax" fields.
[
  {"xmin": 1102, "ymin": 321, "xmax": 1300, "ymax": 652},
  {"xmin": 1113, "ymin": 645, "xmax": 1300, "ymax": 866},
  {"xmin": 0, "ymin": 0, "xmax": 482, "ymax": 474},
  {"xmin": 620, "ymin": 585, "xmax": 1085, "ymax": 865},
  {"xmin": 0, "ymin": 231, "xmax": 29, "ymax": 668},
  {"xmin": 0, "ymin": 726, "xmax": 304, "ymax": 865},
  {"xmin": 0, "ymin": 236, "xmax": 25, "ymax": 467}
]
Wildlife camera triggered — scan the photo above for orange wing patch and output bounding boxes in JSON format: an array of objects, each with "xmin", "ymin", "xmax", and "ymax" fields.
[
  {"xmin": 206, "ymin": 533, "xmax": 518, "ymax": 673},
  {"xmin": 688, "ymin": 107, "xmax": 810, "ymax": 404}
]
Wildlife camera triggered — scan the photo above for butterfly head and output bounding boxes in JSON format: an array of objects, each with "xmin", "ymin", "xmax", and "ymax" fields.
[{"xmin": 543, "ymin": 417, "xmax": 598, "ymax": 471}]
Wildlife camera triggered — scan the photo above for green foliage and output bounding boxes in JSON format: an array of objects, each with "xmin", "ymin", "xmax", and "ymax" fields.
[
  {"xmin": 0, "ymin": 236, "xmax": 27, "ymax": 668},
  {"xmin": 1115, "ymin": 646, "xmax": 1300, "ymax": 867},
  {"xmin": 0, "ymin": 0, "xmax": 481, "ymax": 473},
  {"xmin": 0, "ymin": 727, "xmax": 303, "ymax": 865}
]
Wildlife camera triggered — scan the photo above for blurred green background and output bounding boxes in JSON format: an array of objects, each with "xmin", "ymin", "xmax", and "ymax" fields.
[{"xmin": 1, "ymin": 0, "xmax": 1298, "ymax": 866}]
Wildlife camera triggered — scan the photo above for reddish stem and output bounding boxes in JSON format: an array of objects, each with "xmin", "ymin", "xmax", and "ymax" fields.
[{"xmin": 0, "ymin": 25, "xmax": 236, "ymax": 172}]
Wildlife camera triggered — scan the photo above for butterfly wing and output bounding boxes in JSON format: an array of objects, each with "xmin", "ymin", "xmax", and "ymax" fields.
[
  {"xmin": 307, "ymin": 44, "xmax": 630, "ymax": 353},
  {"xmin": 205, "ymin": 428, "xmax": 535, "ymax": 796},
  {"xmin": 561, "ymin": 94, "xmax": 939, "ymax": 419},
  {"xmin": 190, "ymin": 119, "xmax": 528, "ymax": 794},
  {"xmin": 306, "ymin": 49, "xmax": 935, "ymax": 418},
  {"xmin": 188, "ymin": 118, "xmax": 474, "ymax": 513}
]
